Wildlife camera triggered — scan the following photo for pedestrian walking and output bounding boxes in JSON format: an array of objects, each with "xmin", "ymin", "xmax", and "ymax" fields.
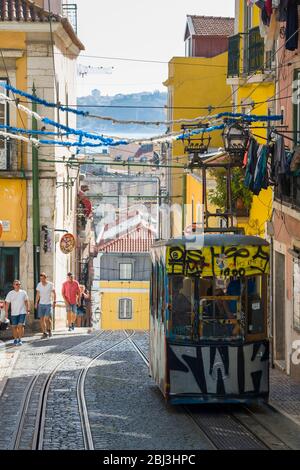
[
  {"xmin": 76, "ymin": 285, "xmax": 89, "ymax": 327},
  {"xmin": 4, "ymin": 280, "xmax": 30, "ymax": 346},
  {"xmin": 35, "ymin": 273, "xmax": 56, "ymax": 338},
  {"xmin": 62, "ymin": 272, "xmax": 80, "ymax": 331}
]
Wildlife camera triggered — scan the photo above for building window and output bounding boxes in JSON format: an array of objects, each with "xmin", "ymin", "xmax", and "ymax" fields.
[
  {"xmin": 0, "ymin": 79, "xmax": 9, "ymax": 170},
  {"xmin": 119, "ymin": 298, "xmax": 132, "ymax": 319},
  {"xmin": 293, "ymin": 257, "xmax": 300, "ymax": 331},
  {"xmin": 119, "ymin": 263, "xmax": 133, "ymax": 280}
]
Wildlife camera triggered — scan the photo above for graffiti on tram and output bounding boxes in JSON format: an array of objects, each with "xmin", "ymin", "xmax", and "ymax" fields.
[
  {"xmin": 166, "ymin": 245, "xmax": 270, "ymax": 277},
  {"xmin": 168, "ymin": 341, "xmax": 269, "ymax": 396}
]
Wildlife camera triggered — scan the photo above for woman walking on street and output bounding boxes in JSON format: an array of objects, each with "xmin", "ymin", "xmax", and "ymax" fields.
[{"xmin": 76, "ymin": 285, "xmax": 89, "ymax": 327}]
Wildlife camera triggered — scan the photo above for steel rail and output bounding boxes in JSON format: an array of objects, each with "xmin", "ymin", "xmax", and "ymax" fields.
[
  {"xmin": 126, "ymin": 331, "xmax": 290, "ymax": 450},
  {"xmin": 76, "ymin": 330, "xmax": 136, "ymax": 450},
  {"xmin": 35, "ymin": 330, "xmax": 109, "ymax": 450},
  {"xmin": 10, "ymin": 331, "xmax": 104, "ymax": 450}
]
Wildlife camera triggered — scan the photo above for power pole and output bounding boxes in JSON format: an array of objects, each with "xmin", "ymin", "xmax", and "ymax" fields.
[{"xmin": 32, "ymin": 83, "xmax": 40, "ymax": 316}]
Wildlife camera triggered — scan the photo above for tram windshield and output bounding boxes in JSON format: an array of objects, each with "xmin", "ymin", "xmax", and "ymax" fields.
[{"xmin": 169, "ymin": 275, "xmax": 266, "ymax": 341}]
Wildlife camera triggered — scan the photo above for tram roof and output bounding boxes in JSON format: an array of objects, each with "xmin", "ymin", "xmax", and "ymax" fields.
[{"xmin": 153, "ymin": 234, "xmax": 269, "ymax": 248}]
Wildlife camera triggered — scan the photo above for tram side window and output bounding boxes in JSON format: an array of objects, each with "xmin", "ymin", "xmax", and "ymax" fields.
[
  {"xmin": 247, "ymin": 276, "xmax": 265, "ymax": 335},
  {"xmin": 170, "ymin": 276, "xmax": 194, "ymax": 336},
  {"xmin": 151, "ymin": 264, "xmax": 158, "ymax": 318}
]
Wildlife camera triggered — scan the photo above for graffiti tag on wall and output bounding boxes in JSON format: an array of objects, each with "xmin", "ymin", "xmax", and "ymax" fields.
[{"xmin": 166, "ymin": 244, "xmax": 270, "ymax": 277}]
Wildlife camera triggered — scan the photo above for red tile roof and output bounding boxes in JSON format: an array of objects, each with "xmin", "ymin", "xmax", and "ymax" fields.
[
  {"xmin": 0, "ymin": 0, "xmax": 84, "ymax": 50},
  {"xmin": 188, "ymin": 15, "xmax": 234, "ymax": 37},
  {"xmin": 98, "ymin": 224, "xmax": 155, "ymax": 253}
]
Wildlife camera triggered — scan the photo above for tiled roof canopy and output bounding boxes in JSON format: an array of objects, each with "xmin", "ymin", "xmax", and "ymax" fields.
[
  {"xmin": 0, "ymin": 0, "xmax": 84, "ymax": 50},
  {"xmin": 188, "ymin": 15, "xmax": 234, "ymax": 37},
  {"xmin": 99, "ymin": 225, "xmax": 155, "ymax": 253}
]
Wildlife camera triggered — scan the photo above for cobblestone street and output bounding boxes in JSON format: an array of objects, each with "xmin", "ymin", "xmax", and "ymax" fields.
[{"xmin": 0, "ymin": 329, "xmax": 300, "ymax": 451}]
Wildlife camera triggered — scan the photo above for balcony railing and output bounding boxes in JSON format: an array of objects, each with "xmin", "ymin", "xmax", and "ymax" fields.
[
  {"xmin": 227, "ymin": 27, "xmax": 267, "ymax": 78},
  {"xmin": 227, "ymin": 34, "xmax": 240, "ymax": 77},
  {"xmin": 62, "ymin": 4, "xmax": 78, "ymax": 34},
  {"xmin": 275, "ymin": 175, "xmax": 300, "ymax": 211},
  {"xmin": 247, "ymin": 27, "xmax": 265, "ymax": 74}
]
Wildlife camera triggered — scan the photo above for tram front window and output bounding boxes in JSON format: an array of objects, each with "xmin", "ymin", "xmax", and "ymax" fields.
[
  {"xmin": 169, "ymin": 276, "xmax": 194, "ymax": 337},
  {"xmin": 200, "ymin": 278, "xmax": 243, "ymax": 340}
]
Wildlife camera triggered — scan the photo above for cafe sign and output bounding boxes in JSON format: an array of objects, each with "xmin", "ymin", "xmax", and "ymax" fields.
[{"xmin": 60, "ymin": 233, "xmax": 76, "ymax": 254}]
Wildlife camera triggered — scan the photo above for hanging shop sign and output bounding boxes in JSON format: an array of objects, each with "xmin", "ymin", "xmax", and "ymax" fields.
[{"xmin": 60, "ymin": 233, "xmax": 76, "ymax": 254}]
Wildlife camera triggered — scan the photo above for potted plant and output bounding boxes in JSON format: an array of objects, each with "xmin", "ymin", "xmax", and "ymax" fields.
[{"xmin": 208, "ymin": 167, "xmax": 252, "ymax": 216}]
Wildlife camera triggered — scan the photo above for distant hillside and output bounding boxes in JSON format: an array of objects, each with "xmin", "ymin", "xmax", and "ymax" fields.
[{"xmin": 77, "ymin": 89, "xmax": 167, "ymax": 136}]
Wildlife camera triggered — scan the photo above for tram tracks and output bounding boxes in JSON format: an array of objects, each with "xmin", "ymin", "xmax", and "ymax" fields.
[
  {"xmin": 9, "ymin": 330, "xmax": 137, "ymax": 450},
  {"xmin": 3, "ymin": 329, "xmax": 295, "ymax": 450},
  {"xmin": 125, "ymin": 331, "xmax": 292, "ymax": 451},
  {"xmin": 10, "ymin": 330, "xmax": 105, "ymax": 450}
]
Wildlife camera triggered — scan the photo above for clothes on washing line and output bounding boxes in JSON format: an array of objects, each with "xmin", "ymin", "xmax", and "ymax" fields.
[
  {"xmin": 290, "ymin": 145, "xmax": 300, "ymax": 172},
  {"xmin": 286, "ymin": 0, "xmax": 299, "ymax": 51},
  {"xmin": 253, "ymin": 145, "xmax": 269, "ymax": 195},
  {"xmin": 244, "ymin": 137, "xmax": 259, "ymax": 191}
]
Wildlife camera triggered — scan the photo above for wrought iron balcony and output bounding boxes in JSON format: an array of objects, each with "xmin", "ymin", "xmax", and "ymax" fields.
[
  {"xmin": 62, "ymin": 3, "xmax": 78, "ymax": 34},
  {"xmin": 275, "ymin": 175, "xmax": 300, "ymax": 211},
  {"xmin": 227, "ymin": 27, "xmax": 268, "ymax": 78},
  {"xmin": 246, "ymin": 27, "xmax": 265, "ymax": 74},
  {"xmin": 227, "ymin": 34, "xmax": 240, "ymax": 77}
]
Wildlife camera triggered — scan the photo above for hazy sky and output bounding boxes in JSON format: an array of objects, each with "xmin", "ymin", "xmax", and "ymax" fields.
[{"xmin": 75, "ymin": 0, "xmax": 235, "ymax": 97}]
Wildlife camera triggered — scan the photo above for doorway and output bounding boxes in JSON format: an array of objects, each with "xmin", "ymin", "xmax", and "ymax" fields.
[{"xmin": 0, "ymin": 248, "xmax": 20, "ymax": 298}]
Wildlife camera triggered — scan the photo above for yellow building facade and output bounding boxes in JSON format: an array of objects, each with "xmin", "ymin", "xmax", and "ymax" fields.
[
  {"xmin": 227, "ymin": 0, "xmax": 275, "ymax": 236},
  {"xmin": 165, "ymin": 52, "xmax": 232, "ymax": 236},
  {"xmin": 99, "ymin": 281, "xmax": 150, "ymax": 330}
]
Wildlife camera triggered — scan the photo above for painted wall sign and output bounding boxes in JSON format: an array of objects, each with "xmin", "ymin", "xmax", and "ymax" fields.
[
  {"xmin": 60, "ymin": 233, "xmax": 76, "ymax": 254},
  {"xmin": 166, "ymin": 244, "xmax": 270, "ymax": 277},
  {"xmin": 1, "ymin": 220, "xmax": 10, "ymax": 232}
]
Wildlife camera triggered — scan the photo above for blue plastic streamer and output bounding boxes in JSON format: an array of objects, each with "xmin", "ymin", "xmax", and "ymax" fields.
[
  {"xmin": 41, "ymin": 117, "xmax": 115, "ymax": 143},
  {"xmin": 0, "ymin": 124, "xmax": 64, "ymax": 136},
  {"xmin": 39, "ymin": 139, "xmax": 129, "ymax": 148},
  {"xmin": 1, "ymin": 83, "xmax": 88, "ymax": 117},
  {"xmin": 176, "ymin": 124, "xmax": 225, "ymax": 140}
]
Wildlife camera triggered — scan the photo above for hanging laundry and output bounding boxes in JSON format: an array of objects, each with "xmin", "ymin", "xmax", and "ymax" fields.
[
  {"xmin": 255, "ymin": 0, "xmax": 265, "ymax": 8},
  {"xmin": 272, "ymin": 0, "xmax": 280, "ymax": 7},
  {"xmin": 273, "ymin": 134, "xmax": 287, "ymax": 175},
  {"xmin": 265, "ymin": 10, "xmax": 281, "ymax": 51},
  {"xmin": 253, "ymin": 145, "xmax": 268, "ymax": 195},
  {"xmin": 290, "ymin": 146, "xmax": 300, "ymax": 172},
  {"xmin": 266, "ymin": 0, "xmax": 273, "ymax": 16},
  {"xmin": 286, "ymin": 0, "xmax": 299, "ymax": 51},
  {"xmin": 278, "ymin": 0, "xmax": 288, "ymax": 22},
  {"xmin": 244, "ymin": 138, "xmax": 259, "ymax": 190}
]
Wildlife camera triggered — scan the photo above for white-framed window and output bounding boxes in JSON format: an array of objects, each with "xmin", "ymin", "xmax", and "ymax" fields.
[
  {"xmin": 0, "ymin": 78, "xmax": 8, "ymax": 170},
  {"xmin": 119, "ymin": 298, "xmax": 132, "ymax": 319},
  {"xmin": 119, "ymin": 263, "xmax": 133, "ymax": 280},
  {"xmin": 293, "ymin": 258, "xmax": 300, "ymax": 331}
]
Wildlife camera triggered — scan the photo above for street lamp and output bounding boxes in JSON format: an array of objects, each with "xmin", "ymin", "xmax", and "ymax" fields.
[{"xmin": 222, "ymin": 122, "xmax": 249, "ymax": 156}]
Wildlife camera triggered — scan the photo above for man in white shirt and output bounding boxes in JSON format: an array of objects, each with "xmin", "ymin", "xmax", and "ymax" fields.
[
  {"xmin": 35, "ymin": 272, "xmax": 56, "ymax": 338},
  {"xmin": 5, "ymin": 280, "xmax": 30, "ymax": 346}
]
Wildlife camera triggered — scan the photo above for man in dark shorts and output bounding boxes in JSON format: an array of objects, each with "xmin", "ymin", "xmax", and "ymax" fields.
[{"xmin": 5, "ymin": 280, "xmax": 30, "ymax": 346}]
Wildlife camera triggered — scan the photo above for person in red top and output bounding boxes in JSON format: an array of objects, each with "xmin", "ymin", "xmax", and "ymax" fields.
[{"xmin": 62, "ymin": 272, "xmax": 81, "ymax": 331}]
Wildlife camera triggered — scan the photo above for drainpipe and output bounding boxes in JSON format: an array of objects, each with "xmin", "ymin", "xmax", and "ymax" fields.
[
  {"xmin": 32, "ymin": 84, "xmax": 40, "ymax": 316},
  {"xmin": 182, "ymin": 173, "xmax": 187, "ymax": 236}
]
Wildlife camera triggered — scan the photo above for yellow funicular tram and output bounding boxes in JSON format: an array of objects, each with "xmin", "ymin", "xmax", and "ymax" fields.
[
  {"xmin": 149, "ymin": 130, "xmax": 271, "ymax": 404},
  {"xmin": 149, "ymin": 234, "xmax": 270, "ymax": 404}
]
